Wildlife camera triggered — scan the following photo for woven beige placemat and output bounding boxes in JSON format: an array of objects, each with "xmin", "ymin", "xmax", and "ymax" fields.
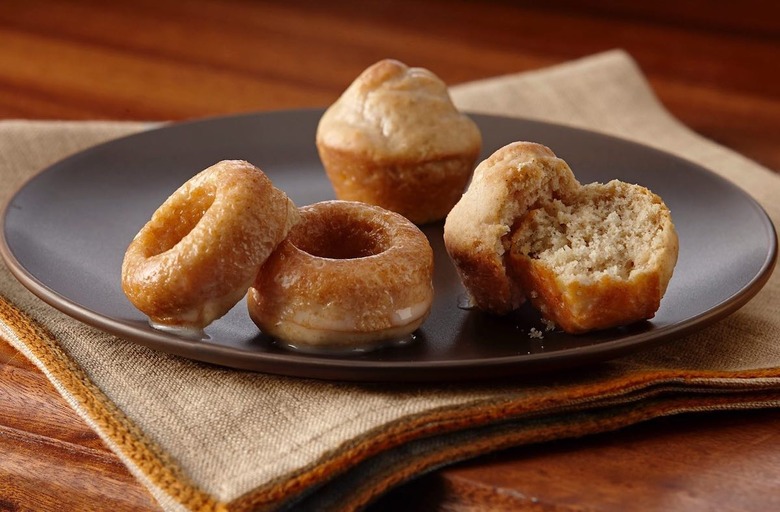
[{"xmin": 1, "ymin": 50, "xmax": 778, "ymax": 511}]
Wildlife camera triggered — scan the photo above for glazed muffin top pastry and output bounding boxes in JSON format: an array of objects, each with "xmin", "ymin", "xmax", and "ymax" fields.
[
  {"xmin": 316, "ymin": 59, "xmax": 481, "ymax": 162},
  {"xmin": 444, "ymin": 142, "xmax": 581, "ymax": 314},
  {"xmin": 444, "ymin": 141, "xmax": 678, "ymax": 334}
]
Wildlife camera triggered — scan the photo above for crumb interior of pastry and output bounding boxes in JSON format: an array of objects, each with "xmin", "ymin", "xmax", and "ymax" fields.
[{"xmin": 512, "ymin": 181, "xmax": 668, "ymax": 282}]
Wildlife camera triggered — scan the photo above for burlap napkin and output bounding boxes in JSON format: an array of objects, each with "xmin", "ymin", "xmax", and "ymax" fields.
[{"xmin": 1, "ymin": 50, "xmax": 778, "ymax": 511}]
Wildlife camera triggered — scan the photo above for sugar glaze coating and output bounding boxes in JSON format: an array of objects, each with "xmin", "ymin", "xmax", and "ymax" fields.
[
  {"xmin": 121, "ymin": 160, "xmax": 299, "ymax": 330},
  {"xmin": 248, "ymin": 200, "xmax": 434, "ymax": 350}
]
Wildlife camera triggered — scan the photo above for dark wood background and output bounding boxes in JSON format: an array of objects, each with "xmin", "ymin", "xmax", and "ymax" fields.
[
  {"xmin": 1, "ymin": 1, "xmax": 779, "ymax": 510},
  {"xmin": 1, "ymin": 0, "xmax": 778, "ymax": 169}
]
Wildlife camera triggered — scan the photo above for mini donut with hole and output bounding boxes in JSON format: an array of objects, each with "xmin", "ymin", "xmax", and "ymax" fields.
[
  {"xmin": 247, "ymin": 200, "xmax": 434, "ymax": 352},
  {"xmin": 121, "ymin": 160, "xmax": 299, "ymax": 333}
]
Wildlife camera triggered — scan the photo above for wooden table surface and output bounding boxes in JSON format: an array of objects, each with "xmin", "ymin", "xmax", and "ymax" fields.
[{"xmin": 1, "ymin": 1, "xmax": 779, "ymax": 511}]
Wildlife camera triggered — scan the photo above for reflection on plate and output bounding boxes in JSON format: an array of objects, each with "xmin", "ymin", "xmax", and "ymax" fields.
[{"xmin": 1, "ymin": 110, "xmax": 776, "ymax": 381}]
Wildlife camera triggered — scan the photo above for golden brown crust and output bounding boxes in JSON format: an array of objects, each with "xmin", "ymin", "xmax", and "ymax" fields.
[
  {"xmin": 443, "ymin": 142, "xmax": 580, "ymax": 314},
  {"xmin": 316, "ymin": 58, "xmax": 482, "ymax": 224},
  {"xmin": 247, "ymin": 200, "xmax": 434, "ymax": 349},
  {"xmin": 317, "ymin": 145, "xmax": 479, "ymax": 225},
  {"xmin": 510, "ymin": 256, "xmax": 666, "ymax": 334},
  {"xmin": 121, "ymin": 160, "xmax": 299, "ymax": 329}
]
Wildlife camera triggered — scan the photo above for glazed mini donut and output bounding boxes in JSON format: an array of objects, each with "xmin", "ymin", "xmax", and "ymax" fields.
[
  {"xmin": 122, "ymin": 160, "xmax": 299, "ymax": 331},
  {"xmin": 247, "ymin": 200, "xmax": 434, "ymax": 351}
]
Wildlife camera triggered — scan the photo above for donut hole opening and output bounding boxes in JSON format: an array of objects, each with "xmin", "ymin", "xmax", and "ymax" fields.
[
  {"xmin": 291, "ymin": 213, "xmax": 389, "ymax": 260},
  {"xmin": 145, "ymin": 187, "xmax": 215, "ymax": 257}
]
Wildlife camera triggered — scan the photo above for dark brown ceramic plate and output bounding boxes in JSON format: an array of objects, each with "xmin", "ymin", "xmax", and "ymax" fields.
[{"xmin": 1, "ymin": 110, "xmax": 776, "ymax": 381}]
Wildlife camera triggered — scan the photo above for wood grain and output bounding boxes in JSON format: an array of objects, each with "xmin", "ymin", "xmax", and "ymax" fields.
[
  {"xmin": 1, "ymin": 1, "xmax": 779, "ymax": 511},
  {"xmin": 375, "ymin": 409, "xmax": 780, "ymax": 511},
  {"xmin": 1, "ymin": 0, "xmax": 778, "ymax": 170},
  {"xmin": 0, "ymin": 342, "xmax": 162, "ymax": 510},
  {"xmin": 0, "ymin": 426, "xmax": 160, "ymax": 512}
]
